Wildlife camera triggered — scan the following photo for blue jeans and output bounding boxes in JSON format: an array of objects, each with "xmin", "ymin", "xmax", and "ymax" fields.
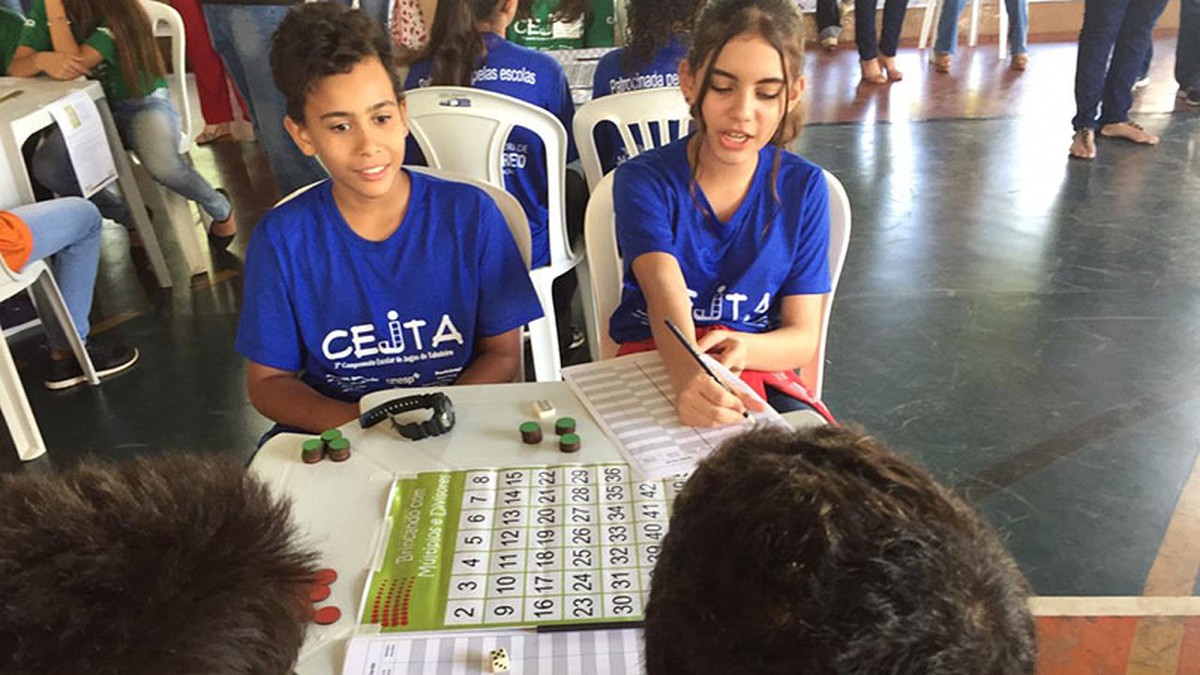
[
  {"xmin": 33, "ymin": 90, "xmax": 231, "ymax": 225},
  {"xmin": 1072, "ymin": 0, "xmax": 1170, "ymax": 130},
  {"xmin": 855, "ymin": 0, "xmax": 909, "ymax": 60},
  {"xmin": 1178, "ymin": 0, "xmax": 1200, "ymax": 92},
  {"xmin": 934, "ymin": 0, "xmax": 1028, "ymax": 55},
  {"xmin": 201, "ymin": 3, "xmax": 328, "ymax": 195},
  {"xmin": 9, "ymin": 198, "xmax": 102, "ymax": 348}
]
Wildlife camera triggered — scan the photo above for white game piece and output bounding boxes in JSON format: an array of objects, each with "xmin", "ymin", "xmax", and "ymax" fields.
[
  {"xmin": 489, "ymin": 647, "xmax": 510, "ymax": 673},
  {"xmin": 532, "ymin": 399, "xmax": 556, "ymax": 419}
]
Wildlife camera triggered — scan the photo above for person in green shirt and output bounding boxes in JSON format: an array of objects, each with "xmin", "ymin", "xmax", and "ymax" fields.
[
  {"xmin": 0, "ymin": 6, "xmax": 24, "ymax": 74},
  {"xmin": 507, "ymin": 0, "xmax": 613, "ymax": 50},
  {"xmin": 8, "ymin": 0, "xmax": 238, "ymax": 249}
]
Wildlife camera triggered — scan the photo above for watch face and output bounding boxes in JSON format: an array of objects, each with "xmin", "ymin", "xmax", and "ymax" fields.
[{"xmin": 439, "ymin": 409, "xmax": 456, "ymax": 429}]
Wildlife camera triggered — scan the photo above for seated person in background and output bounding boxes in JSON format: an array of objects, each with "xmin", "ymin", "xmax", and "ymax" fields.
[
  {"xmin": 2, "ymin": 198, "xmax": 138, "ymax": 389},
  {"xmin": 609, "ymin": 0, "xmax": 834, "ymax": 427},
  {"xmin": 0, "ymin": 453, "xmax": 319, "ymax": 674},
  {"xmin": 0, "ymin": 5, "xmax": 23, "ymax": 72},
  {"xmin": 507, "ymin": 0, "xmax": 615, "ymax": 50},
  {"xmin": 9, "ymin": 0, "xmax": 238, "ymax": 250},
  {"xmin": 589, "ymin": 0, "xmax": 700, "ymax": 174},
  {"xmin": 645, "ymin": 425, "xmax": 1037, "ymax": 675},
  {"xmin": 407, "ymin": 0, "xmax": 587, "ymax": 358},
  {"xmin": 238, "ymin": 2, "xmax": 541, "ymax": 436}
]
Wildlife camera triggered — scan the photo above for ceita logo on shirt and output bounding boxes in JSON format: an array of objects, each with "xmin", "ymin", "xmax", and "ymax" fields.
[{"xmin": 322, "ymin": 310, "xmax": 465, "ymax": 363}]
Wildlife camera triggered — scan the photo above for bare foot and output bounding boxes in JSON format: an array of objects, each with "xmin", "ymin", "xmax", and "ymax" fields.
[
  {"xmin": 860, "ymin": 58, "xmax": 886, "ymax": 84},
  {"xmin": 1010, "ymin": 54, "xmax": 1029, "ymax": 71},
  {"xmin": 1099, "ymin": 121, "xmax": 1159, "ymax": 145},
  {"xmin": 1069, "ymin": 129, "xmax": 1096, "ymax": 160},
  {"xmin": 932, "ymin": 52, "xmax": 951, "ymax": 73},
  {"xmin": 880, "ymin": 55, "xmax": 903, "ymax": 81}
]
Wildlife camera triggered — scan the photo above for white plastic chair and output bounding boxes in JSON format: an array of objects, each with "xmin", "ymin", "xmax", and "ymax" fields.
[
  {"xmin": 583, "ymin": 169, "xmax": 851, "ymax": 399},
  {"xmin": 274, "ymin": 169, "xmax": 533, "ymax": 380},
  {"xmin": 919, "ymin": 0, "xmax": 1009, "ymax": 60},
  {"xmin": 0, "ymin": 259, "xmax": 98, "ymax": 461},
  {"xmin": 573, "ymin": 87, "xmax": 691, "ymax": 192},
  {"xmin": 136, "ymin": 0, "xmax": 209, "ymax": 275},
  {"xmin": 405, "ymin": 86, "xmax": 592, "ymax": 382}
]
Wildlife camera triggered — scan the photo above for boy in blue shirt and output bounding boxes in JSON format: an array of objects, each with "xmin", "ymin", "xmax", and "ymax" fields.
[{"xmin": 237, "ymin": 2, "xmax": 542, "ymax": 434}]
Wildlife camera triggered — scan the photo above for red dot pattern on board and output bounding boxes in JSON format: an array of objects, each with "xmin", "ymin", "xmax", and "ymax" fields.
[
  {"xmin": 314, "ymin": 606, "xmax": 341, "ymax": 625},
  {"xmin": 370, "ymin": 579, "xmax": 392, "ymax": 624},
  {"xmin": 400, "ymin": 577, "xmax": 416, "ymax": 626}
]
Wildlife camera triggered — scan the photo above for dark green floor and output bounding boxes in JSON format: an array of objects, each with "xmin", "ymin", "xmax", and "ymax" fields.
[{"xmin": 4, "ymin": 110, "xmax": 1199, "ymax": 599}]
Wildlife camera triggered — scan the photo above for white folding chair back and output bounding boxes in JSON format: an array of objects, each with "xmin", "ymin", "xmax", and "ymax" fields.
[
  {"xmin": 573, "ymin": 87, "xmax": 692, "ymax": 191},
  {"xmin": 135, "ymin": 0, "xmax": 208, "ymax": 275},
  {"xmin": 273, "ymin": 171, "xmax": 532, "ymax": 381},
  {"xmin": 405, "ymin": 86, "xmax": 589, "ymax": 382},
  {"xmin": 583, "ymin": 169, "xmax": 851, "ymax": 399},
  {"xmin": 0, "ymin": 259, "xmax": 98, "ymax": 461}
]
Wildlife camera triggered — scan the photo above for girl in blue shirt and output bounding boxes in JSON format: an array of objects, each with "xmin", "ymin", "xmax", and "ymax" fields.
[
  {"xmin": 610, "ymin": 0, "xmax": 835, "ymax": 428},
  {"xmin": 589, "ymin": 0, "xmax": 699, "ymax": 174}
]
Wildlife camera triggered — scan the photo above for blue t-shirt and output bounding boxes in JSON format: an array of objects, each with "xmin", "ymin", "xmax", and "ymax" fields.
[
  {"xmin": 405, "ymin": 32, "xmax": 579, "ymax": 269},
  {"xmin": 236, "ymin": 173, "xmax": 543, "ymax": 402},
  {"xmin": 609, "ymin": 136, "xmax": 831, "ymax": 344},
  {"xmin": 590, "ymin": 37, "xmax": 687, "ymax": 175}
]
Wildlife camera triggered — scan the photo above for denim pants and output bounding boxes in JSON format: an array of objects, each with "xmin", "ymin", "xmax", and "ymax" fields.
[
  {"xmin": 1178, "ymin": 0, "xmax": 1200, "ymax": 92},
  {"xmin": 1072, "ymin": 0, "xmax": 1170, "ymax": 130},
  {"xmin": 855, "ymin": 0, "xmax": 909, "ymax": 60},
  {"xmin": 33, "ymin": 90, "xmax": 231, "ymax": 225},
  {"xmin": 9, "ymin": 198, "xmax": 102, "ymax": 348},
  {"xmin": 934, "ymin": 0, "xmax": 1028, "ymax": 55},
  {"xmin": 201, "ymin": 3, "xmax": 328, "ymax": 195}
]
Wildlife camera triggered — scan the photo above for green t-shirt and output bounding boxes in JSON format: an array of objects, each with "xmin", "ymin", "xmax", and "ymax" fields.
[
  {"xmin": 18, "ymin": 0, "xmax": 165, "ymax": 101},
  {"xmin": 507, "ymin": 0, "xmax": 614, "ymax": 50},
  {"xmin": 0, "ymin": 8, "xmax": 26, "ymax": 75}
]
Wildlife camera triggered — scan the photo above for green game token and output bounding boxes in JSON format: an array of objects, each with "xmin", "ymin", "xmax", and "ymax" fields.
[
  {"xmin": 519, "ymin": 421, "xmax": 543, "ymax": 444},
  {"xmin": 554, "ymin": 417, "xmax": 576, "ymax": 435},
  {"xmin": 559, "ymin": 432, "xmax": 581, "ymax": 453},
  {"xmin": 301, "ymin": 438, "xmax": 324, "ymax": 464},
  {"xmin": 320, "ymin": 429, "xmax": 343, "ymax": 443},
  {"xmin": 327, "ymin": 437, "xmax": 351, "ymax": 462}
]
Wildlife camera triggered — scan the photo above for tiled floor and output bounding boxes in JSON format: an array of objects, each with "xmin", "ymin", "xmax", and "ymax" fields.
[{"xmin": 3, "ymin": 34, "xmax": 1198, "ymax": 672}]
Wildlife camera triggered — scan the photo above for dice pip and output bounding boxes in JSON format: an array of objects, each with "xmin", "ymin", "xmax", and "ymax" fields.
[{"xmin": 489, "ymin": 647, "xmax": 510, "ymax": 673}]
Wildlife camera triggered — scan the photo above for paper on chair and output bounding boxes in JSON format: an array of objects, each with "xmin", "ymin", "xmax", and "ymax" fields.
[
  {"xmin": 47, "ymin": 91, "xmax": 116, "ymax": 198},
  {"xmin": 562, "ymin": 352, "xmax": 789, "ymax": 480}
]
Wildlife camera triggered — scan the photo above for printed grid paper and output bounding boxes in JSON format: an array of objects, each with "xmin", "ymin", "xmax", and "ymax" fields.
[
  {"xmin": 562, "ymin": 352, "xmax": 788, "ymax": 480},
  {"xmin": 360, "ymin": 464, "xmax": 688, "ymax": 632},
  {"xmin": 342, "ymin": 628, "xmax": 644, "ymax": 675}
]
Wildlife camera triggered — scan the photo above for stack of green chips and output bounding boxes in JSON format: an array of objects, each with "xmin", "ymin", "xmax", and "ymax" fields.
[
  {"xmin": 301, "ymin": 438, "xmax": 325, "ymax": 464},
  {"xmin": 302, "ymin": 429, "xmax": 351, "ymax": 464}
]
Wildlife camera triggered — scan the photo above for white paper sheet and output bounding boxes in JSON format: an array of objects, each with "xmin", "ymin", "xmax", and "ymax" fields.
[
  {"xmin": 341, "ymin": 628, "xmax": 644, "ymax": 675},
  {"xmin": 562, "ymin": 352, "xmax": 788, "ymax": 480},
  {"xmin": 47, "ymin": 91, "xmax": 117, "ymax": 198}
]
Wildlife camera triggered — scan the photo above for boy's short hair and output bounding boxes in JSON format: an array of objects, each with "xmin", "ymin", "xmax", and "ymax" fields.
[
  {"xmin": 0, "ymin": 454, "xmax": 319, "ymax": 675},
  {"xmin": 645, "ymin": 425, "xmax": 1036, "ymax": 675},
  {"xmin": 270, "ymin": 2, "xmax": 404, "ymax": 123}
]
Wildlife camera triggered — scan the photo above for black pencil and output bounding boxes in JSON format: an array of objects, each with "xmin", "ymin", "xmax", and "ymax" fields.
[
  {"xmin": 536, "ymin": 620, "xmax": 644, "ymax": 633},
  {"xmin": 662, "ymin": 318, "xmax": 750, "ymax": 419}
]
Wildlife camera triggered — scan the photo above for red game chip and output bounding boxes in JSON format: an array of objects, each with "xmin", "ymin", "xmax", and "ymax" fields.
[
  {"xmin": 314, "ymin": 568, "xmax": 338, "ymax": 585},
  {"xmin": 309, "ymin": 584, "xmax": 331, "ymax": 602},
  {"xmin": 314, "ymin": 606, "xmax": 342, "ymax": 625}
]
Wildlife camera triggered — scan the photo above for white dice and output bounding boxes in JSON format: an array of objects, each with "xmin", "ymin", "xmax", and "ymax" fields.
[
  {"xmin": 489, "ymin": 647, "xmax": 510, "ymax": 673},
  {"xmin": 532, "ymin": 399, "xmax": 556, "ymax": 420}
]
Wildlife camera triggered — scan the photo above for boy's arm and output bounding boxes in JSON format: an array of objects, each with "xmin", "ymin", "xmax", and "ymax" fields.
[
  {"xmin": 455, "ymin": 328, "xmax": 523, "ymax": 385},
  {"xmin": 246, "ymin": 360, "xmax": 360, "ymax": 433}
]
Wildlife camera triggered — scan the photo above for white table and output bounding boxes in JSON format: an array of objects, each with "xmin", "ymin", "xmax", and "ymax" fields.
[
  {"xmin": 250, "ymin": 380, "xmax": 821, "ymax": 675},
  {"xmin": 0, "ymin": 77, "xmax": 173, "ymax": 287}
]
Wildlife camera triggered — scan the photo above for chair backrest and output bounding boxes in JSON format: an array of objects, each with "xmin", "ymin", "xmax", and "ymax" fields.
[
  {"xmin": 141, "ymin": 0, "xmax": 192, "ymax": 153},
  {"xmin": 583, "ymin": 169, "xmax": 852, "ymax": 399},
  {"xmin": 404, "ymin": 86, "xmax": 572, "ymax": 267},
  {"xmin": 573, "ymin": 87, "xmax": 692, "ymax": 191}
]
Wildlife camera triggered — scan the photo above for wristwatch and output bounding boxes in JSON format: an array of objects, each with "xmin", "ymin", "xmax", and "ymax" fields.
[{"xmin": 359, "ymin": 392, "xmax": 456, "ymax": 440}]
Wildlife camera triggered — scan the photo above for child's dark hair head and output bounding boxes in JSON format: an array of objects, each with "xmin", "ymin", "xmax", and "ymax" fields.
[
  {"xmin": 0, "ymin": 453, "xmax": 320, "ymax": 675},
  {"xmin": 645, "ymin": 425, "xmax": 1037, "ymax": 675},
  {"xmin": 685, "ymin": 0, "xmax": 806, "ymax": 147},
  {"xmin": 624, "ymin": 0, "xmax": 701, "ymax": 70},
  {"xmin": 423, "ymin": 0, "xmax": 506, "ymax": 86},
  {"xmin": 271, "ymin": 2, "xmax": 403, "ymax": 123}
]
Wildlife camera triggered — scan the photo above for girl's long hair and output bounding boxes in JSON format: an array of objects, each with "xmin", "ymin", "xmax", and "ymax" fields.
[
  {"xmin": 423, "ymin": 0, "xmax": 502, "ymax": 86},
  {"xmin": 65, "ymin": 0, "xmax": 164, "ymax": 97},
  {"xmin": 623, "ymin": 0, "xmax": 700, "ymax": 71},
  {"xmin": 685, "ymin": 0, "xmax": 806, "ymax": 210}
]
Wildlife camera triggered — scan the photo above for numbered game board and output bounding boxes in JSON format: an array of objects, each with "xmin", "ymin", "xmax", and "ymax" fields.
[{"xmin": 360, "ymin": 464, "xmax": 687, "ymax": 631}]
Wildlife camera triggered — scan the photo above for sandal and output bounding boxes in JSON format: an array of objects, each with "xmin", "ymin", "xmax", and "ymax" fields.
[
  {"xmin": 195, "ymin": 126, "xmax": 233, "ymax": 146},
  {"xmin": 209, "ymin": 188, "xmax": 237, "ymax": 251}
]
